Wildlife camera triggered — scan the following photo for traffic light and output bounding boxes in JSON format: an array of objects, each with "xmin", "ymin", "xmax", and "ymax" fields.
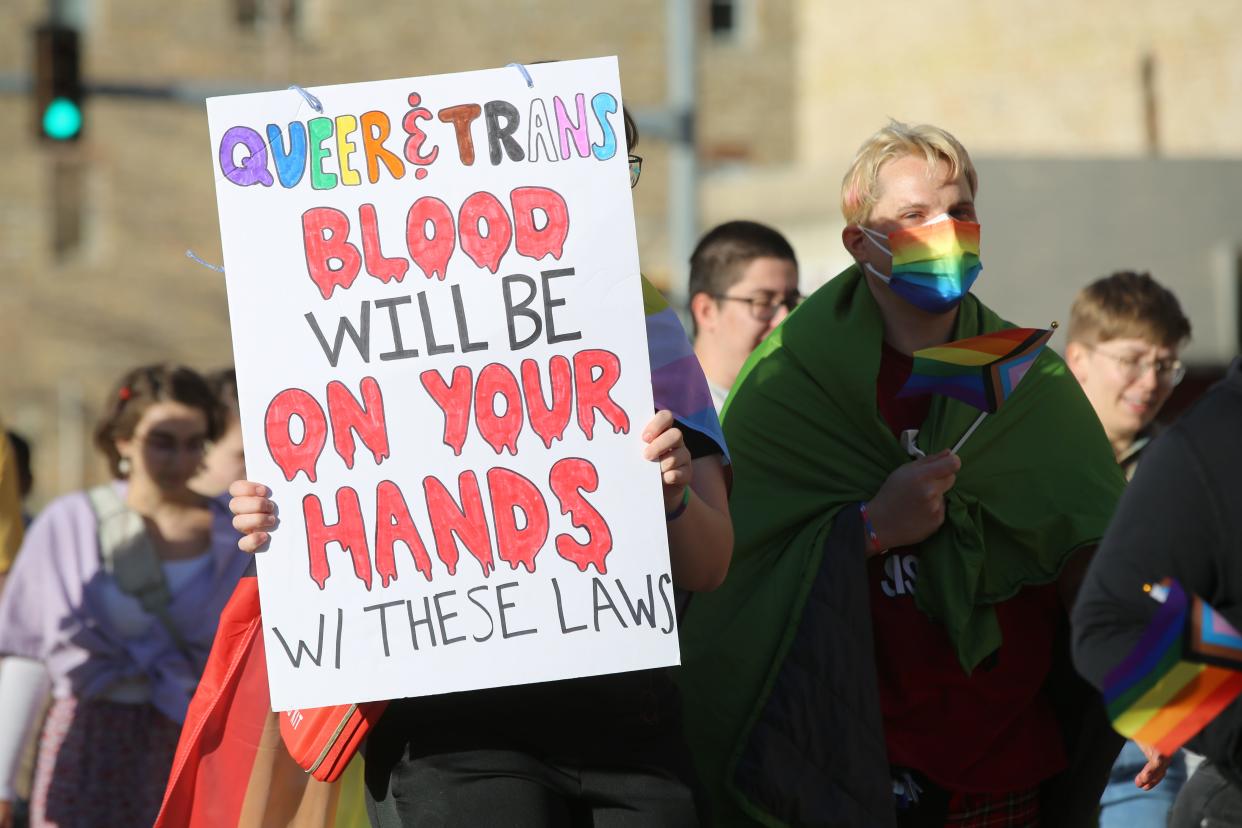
[{"xmin": 33, "ymin": 23, "xmax": 83, "ymax": 142}]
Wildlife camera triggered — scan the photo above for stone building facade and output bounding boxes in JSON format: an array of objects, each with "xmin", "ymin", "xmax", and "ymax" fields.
[{"xmin": 2, "ymin": 0, "xmax": 1239, "ymax": 503}]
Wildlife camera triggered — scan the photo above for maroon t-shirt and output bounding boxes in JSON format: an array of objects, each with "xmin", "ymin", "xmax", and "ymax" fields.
[{"xmin": 869, "ymin": 343, "xmax": 1066, "ymax": 792}]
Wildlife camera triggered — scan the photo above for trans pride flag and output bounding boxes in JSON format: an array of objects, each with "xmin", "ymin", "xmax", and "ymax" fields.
[
  {"xmin": 643, "ymin": 276, "xmax": 729, "ymax": 460},
  {"xmin": 1104, "ymin": 579, "xmax": 1242, "ymax": 756},
  {"xmin": 898, "ymin": 326, "xmax": 1054, "ymax": 414}
]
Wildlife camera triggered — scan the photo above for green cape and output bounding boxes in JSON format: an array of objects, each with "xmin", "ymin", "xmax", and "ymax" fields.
[{"xmin": 677, "ymin": 266, "xmax": 1123, "ymax": 824}]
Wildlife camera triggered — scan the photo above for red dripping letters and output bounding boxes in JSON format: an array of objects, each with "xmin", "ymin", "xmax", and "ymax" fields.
[{"xmin": 300, "ymin": 187, "xmax": 569, "ymax": 297}]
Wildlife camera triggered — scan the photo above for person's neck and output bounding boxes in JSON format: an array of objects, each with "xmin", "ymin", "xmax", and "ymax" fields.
[
  {"xmin": 1107, "ymin": 428, "xmax": 1140, "ymax": 461},
  {"xmin": 865, "ymin": 279, "xmax": 958, "ymax": 354},
  {"xmin": 694, "ymin": 340, "xmax": 737, "ymax": 392},
  {"xmin": 124, "ymin": 476, "xmax": 200, "ymax": 515}
]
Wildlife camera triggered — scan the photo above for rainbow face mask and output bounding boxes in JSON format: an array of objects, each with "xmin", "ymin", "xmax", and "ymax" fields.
[{"xmin": 862, "ymin": 214, "xmax": 982, "ymax": 314}]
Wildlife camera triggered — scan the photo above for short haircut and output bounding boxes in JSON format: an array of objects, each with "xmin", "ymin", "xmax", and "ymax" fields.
[
  {"xmin": 93, "ymin": 364, "xmax": 224, "ymax": 479},
  {"xmin": 840, "ymin": 120, "xmax": 978, "ymax": 226},
  {"xmin": 1067, "ymin": 271, "xmax": 1192, "ymax": 348},
  {"xmin": 688, "ymin": 220, "xmax": 797, "ymax": 305}
]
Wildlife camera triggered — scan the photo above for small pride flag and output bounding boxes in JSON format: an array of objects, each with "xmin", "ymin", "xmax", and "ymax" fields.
[
  {"xmin": 642, "ymin": 277, "xmax": 729, "ymax": 460},
  {"xmin": 1105, "ymin": 579, "xmax": 1242, "ymax": 756},
  {"xmin": 898, "ymin": 326, "xmax": 1054, "ymax": 414}
]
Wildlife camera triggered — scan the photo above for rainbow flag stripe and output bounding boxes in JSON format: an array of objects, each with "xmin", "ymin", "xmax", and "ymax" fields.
[
  {"xmin": 889, "ymin": 219, "xmax": 982, "ymax": 308},
  {"xmin": 898, "ymin": 327, "xmax": 1053, "ymax": 413},
  {"xmin": 891, "ymin": 219, "xmax": 981, "ymax": 267},
  {"xmin": 1104, "ymin": 579, "xmax": 1242, "ymax": 756},
  {"xmin": 642, "ymin": 277, "xmax": 729, "ymax": 460}
]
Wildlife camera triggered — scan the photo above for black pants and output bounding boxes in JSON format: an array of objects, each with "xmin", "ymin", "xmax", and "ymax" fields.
[
  {"xmin": 364, "ymin": 748, "xmax": 700, "ymax": 827},
  {"xmin": 1170, "ymin": 760, "xmax": 1242, "ymax": 828}
]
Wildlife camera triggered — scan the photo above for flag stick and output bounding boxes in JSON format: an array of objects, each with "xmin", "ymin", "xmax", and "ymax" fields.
[{"xmin": 951, "ymin": 411, "xmax": 988, "ymax": 454}]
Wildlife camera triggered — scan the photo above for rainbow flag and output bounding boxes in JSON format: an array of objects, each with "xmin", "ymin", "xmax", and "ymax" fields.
[
  {"xmin": 898, "ymin": 327, "xmax": 1053, "ymax": 413},
  {"xmin": 1104, "ymin": 579, "xmax": 1242, "ymax": 756}
]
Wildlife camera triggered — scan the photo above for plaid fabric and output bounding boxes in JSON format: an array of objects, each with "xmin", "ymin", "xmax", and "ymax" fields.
[{"xmin": 944, "ymin": 786, "xmax": 1040, "ymax": 828}]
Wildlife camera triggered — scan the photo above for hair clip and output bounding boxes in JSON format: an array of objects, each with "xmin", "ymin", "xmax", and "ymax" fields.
[{"xmin": 119, "ymin": 387, "xmax": 132, "ymax": 401}]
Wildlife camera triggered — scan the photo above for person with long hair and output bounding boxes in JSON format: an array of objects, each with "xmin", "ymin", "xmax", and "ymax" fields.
[{"xmin": 0, "ymin": 364, "xmax": 250, "ymax": 828}]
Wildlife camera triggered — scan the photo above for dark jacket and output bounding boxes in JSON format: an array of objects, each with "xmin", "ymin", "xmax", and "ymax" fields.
[
  {"xmin": 694, "ymin": 505, "xmax": 1116, "ymax": 828},
  {"xmin": 1073, "ymin": 357, "xmax": 1242, "ymax": 778},
  {"xmin": 723, "ymin": 505, "xmax": 895, "ymax": 827}
]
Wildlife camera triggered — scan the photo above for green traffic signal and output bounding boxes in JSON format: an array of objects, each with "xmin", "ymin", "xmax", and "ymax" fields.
[{"xmin": 43, "ymin": 96, "xmax": 82, "ymax": 140}]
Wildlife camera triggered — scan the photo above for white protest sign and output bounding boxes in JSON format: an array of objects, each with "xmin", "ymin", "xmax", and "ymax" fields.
[{"xmin": 206, "ymin": 57, "xmax": 678, "ymax": 712}]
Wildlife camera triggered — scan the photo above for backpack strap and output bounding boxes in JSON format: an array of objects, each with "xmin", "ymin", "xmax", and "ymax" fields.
[{"xmin": 87, "ymin": 484, "xmax": 193, "ymax": 655}]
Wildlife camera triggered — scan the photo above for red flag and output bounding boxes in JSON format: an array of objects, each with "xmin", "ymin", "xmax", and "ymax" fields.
[{"xmin": 155, "ymin": 576, "xmax": 360, "ymax": 827}]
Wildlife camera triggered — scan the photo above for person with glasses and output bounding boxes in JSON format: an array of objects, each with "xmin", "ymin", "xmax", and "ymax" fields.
[
  {"xmin": 628, "ymin": 153, "xmax": 643, "ymax": 189},
  {"xmin": 0, "ymin": 364, "xmax": 248, "ymax": 828},
  {"xmin": 1065, "ymin": 271, "xmax": 1192, "ymax": 480},
  {"xmin": 1063, "ymin": 271, "xmax": 1193, "ymax": 827},
  {"xmin": 688, "ymin": 221, "xmax": 800, "ymax": 412}
]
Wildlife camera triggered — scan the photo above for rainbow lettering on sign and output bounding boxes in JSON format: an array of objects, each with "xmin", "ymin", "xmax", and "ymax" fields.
[{"xmin": 218, "ymin": 91, "xmax": 621, "ymax": 190}]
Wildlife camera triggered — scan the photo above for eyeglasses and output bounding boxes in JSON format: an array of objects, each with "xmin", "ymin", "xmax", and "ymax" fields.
[
  {"xmin": 1086, "ymin": 345, "xmax": 1186, "ymax": 386},
  {"xmin": 629, "ymin": 155, "xmax": 643, "ymax": 188},
  {"xmin": 139, "ymin": 430, "xmax": 208, "ymax": 456},
  {"xmin": 711, "ymin": 290, "xmax": 802, "ymax": 321}
]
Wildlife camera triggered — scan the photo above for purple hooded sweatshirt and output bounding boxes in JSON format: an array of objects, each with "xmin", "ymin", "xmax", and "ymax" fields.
[{"xmin": 0, "ymin": 483, "xmax": 249, "ymax": 723}]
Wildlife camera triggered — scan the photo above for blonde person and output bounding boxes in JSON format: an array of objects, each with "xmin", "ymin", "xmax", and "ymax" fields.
[
  {"xmin": 0, "ymin": 365, "xmax": 249, "ymax": 828},
  {"xmin": 678, "ymin": 121, "xmax": 1126, "ymax": 827}
]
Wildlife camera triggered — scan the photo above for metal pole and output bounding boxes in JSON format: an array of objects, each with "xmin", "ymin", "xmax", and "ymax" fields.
[{"xmin": 666, "ymin": 0, "xmax": 697, "ymax": 314}]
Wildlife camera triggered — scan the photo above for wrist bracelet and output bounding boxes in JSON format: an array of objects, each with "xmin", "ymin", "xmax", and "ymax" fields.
[
  {"xmin": 666, "ymin": 487, "xmax": 691, "ymax": 521},
  {"xmin": 859, "ymin": 501, "xmax": 885, "ymax": 554}
]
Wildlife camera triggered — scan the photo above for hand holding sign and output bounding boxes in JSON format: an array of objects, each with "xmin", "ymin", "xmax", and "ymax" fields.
[
  {"xmin": 229, "ymin": 480, "xmax": 275, "ymax": 552},
  {"xmin": 641, "ymin": 409, "xmax": 692, "ymax": 512}
]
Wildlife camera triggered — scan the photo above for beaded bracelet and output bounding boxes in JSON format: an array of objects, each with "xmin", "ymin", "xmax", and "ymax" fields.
[
  {"xmin": 666, "ymin": 487, "xmax": 691, "ymax": 521},
  {"xmin": 859, "ymin": 501, "xmax": 885, "ymax": 555}
]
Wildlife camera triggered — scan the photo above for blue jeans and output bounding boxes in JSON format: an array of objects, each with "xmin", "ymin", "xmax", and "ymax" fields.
[{"xmin": 1099, "ymin": 740, "xmax": 1188, "ymax": 828}]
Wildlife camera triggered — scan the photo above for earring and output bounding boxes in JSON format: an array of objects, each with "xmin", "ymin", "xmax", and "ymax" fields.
[{"xmin": 118, "ymin": 457, "xmax": 132, "ymax": 476}]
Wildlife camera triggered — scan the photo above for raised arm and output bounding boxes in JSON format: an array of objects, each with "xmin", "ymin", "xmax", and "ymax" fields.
[{"xmin": 642, "ymin": 410, "xmax": 732, "ymax": 592}]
